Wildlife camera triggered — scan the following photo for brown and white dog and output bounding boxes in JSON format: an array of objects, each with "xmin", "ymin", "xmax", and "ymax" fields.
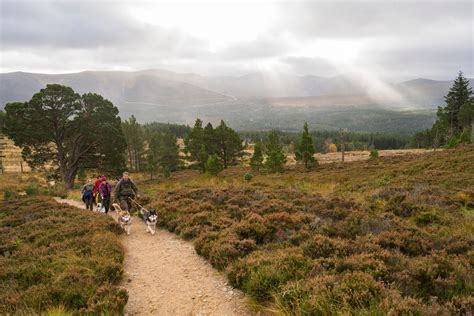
[{"xmin": 112, "ymin": 203, "xmax": 132, "ymax": 235}]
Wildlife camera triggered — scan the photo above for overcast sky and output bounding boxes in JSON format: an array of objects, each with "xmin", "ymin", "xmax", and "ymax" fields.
[{"xmin": 0, "ymin": 0, "xmax": 472, "ymax": 80}]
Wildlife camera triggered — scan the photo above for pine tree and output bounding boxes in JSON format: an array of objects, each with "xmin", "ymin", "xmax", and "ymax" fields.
[
  {"xmin": 198, "ymin": 144, "xmax": 208, "ymax": 172},
  {"xmin": 250, "ymin": 141, "xmax": 264, "ymax": 172},
  {"xmin": 203, "ymin": 122, "xmax": 218, "ymax": 156},
  {"xmin": 146, "ymin": 133, "xmax": 160, "ymax": 179},
  {"xmin": 205, "ymin": 154, "xmax": 223, "ymax": 175},
  {"xmin": 158, "ymin": 132, "xmax": 180, "ymax": 177},
  {"xmin": 185, "ymin": 118, "xmax": 205, "ymax": 169},
  {"xmin": 215, "ymin": 120, "xmax": 243, "ymax": 168},
  {"xmin": 438, "ymin": 71, "xmax": 473, "ymax": 139},
  {"xmin": 264, "ymin": 131, "xmax": 286, "ymax": 173},
  {"xmin": 295, "ymin": 122, "xmax": 316, "ymax": 168},
  {"xmin": 3, "ymin": 85, "xmax": 126, "ymax": 189},
  {"xmin": 122, "ymin": 115, "xmax": 146, "ymax": 172}
]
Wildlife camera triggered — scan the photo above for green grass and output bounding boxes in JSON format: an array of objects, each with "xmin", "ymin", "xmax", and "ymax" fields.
[{"xmin": 0, "ymin": 197, "xmax": 127, "ymax": 314}]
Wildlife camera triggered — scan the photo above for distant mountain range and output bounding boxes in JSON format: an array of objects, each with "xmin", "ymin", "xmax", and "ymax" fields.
[{"xmin": 0, "ymin": 69, "xmax": 471, "ymax": 133}]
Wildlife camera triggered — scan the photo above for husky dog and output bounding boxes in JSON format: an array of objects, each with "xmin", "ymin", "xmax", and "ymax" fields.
[
  {"xmin": 112, "ymin": 203, "xmax": 132, "ymax": 235},
  {"xmin": 140, "ymin": 207, "xmax": 158, "ymax": 235}
]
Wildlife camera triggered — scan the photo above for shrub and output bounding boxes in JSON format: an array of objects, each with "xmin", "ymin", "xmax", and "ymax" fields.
[
  {"xmin": 415, "ymin": 211, "xmax": 442, "ymax": 226},
  {"xmin": 0, "ymin": 197, "xmax": 127, "ymax": 314},
  {"xmin": 3, "ymin": 190, "xmax": 13, "ymax": 200},
  {"xmin": 25, "ymin": 182, "xmax": 39, "ymax": 196},
  {"xmin": 227, "ymin": 249, "xmax": 312, "ymax": 301},
  {"xmin": 370, "ymin": 149, "xmax": 379, "ymax": 158},
  {"xmin": 205, "ymin": 154, "xmax": 223, "ymax": 175},
  {"xmin": 302, "ymin": 234, "xmax": 348, "ymax": 259},
  {"xmin": 398, "ymin": 252, "xmax": 472, "ymax": 303},
  {"xmin": 243, "ymin": 172, "xmax": 253, "ymax": 182},
  {"xmin": 274, "ymin": 272, "xmax": 384, "ymax": 314}
]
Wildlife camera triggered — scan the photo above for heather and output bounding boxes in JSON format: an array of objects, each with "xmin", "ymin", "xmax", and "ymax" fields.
[
  {"xmin": 141, "ymin": 145, "xmax": 474, "ymax": 314},
  {"xmin": 0, "ymin": 197, "xmax": 127, "ymax": 314}
]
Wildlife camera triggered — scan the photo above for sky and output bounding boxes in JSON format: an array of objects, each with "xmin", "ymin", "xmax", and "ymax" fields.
[{"xmin": 0, "ymin": 0, "xmax": 472, "ymax": 81}]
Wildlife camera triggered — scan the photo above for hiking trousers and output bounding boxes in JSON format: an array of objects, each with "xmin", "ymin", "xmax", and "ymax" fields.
[
  {"xmin": 119, "ymin": 196, "xmax": 133, "ymax": 212},
  {"xmin": 84, "ymin": 196, "xmax": 93, "ymax": 211}
]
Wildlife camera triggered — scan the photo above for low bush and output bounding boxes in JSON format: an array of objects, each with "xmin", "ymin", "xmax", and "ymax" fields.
[{"xmin": 0, "ymin": 197, "xmax": 127, "ymax": 314}]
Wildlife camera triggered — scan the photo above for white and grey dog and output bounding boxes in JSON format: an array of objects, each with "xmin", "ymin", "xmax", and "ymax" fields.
[
  {"xmin": 112, "ymin": 203, "xmax": 132, "ymax": 235},
  {"xmin": 140, "ymin": 207, "xmax": 158, "ymax": 235},
  {"xmin": 96, "ymin": 202, "xmax": 106, "ymax": 213}
]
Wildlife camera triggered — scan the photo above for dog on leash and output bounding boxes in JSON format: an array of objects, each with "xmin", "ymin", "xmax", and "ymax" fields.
[
  {"xmin": 140, "ymin": 207, "xmax": 158, "ymax": 235},
  {"xmin": 112, "ymin": 203, "xmax": 132, "ymax": 235}
]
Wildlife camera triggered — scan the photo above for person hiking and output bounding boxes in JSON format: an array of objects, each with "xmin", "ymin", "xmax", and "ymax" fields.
[
  {"xmin": 92, "ymin": 175, "xmax": 102, "ymax": 205},
  {"xmin": 98, "ymin": 176, "xmax": 112, "ymax": 214},
  {"xmin": 114, "ymin": 172, "xmax": 139, "ymax": 212},
  {"xmin": 81, "ymin": 178, "xmax": 94, "ymax": 211}
]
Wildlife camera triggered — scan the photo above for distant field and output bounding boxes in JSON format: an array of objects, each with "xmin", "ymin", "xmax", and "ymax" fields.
[
  {"xmin": 243, "ymin": 146, "xmax": 437, "ymax": 165},
  {"xmin": 288, "ymin": 148, "xmax": 437, "ymax": 165}
]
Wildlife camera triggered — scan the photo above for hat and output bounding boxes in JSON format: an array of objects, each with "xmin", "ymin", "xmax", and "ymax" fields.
[{"xmin": 101, "ymin": 176, "xmax": 107, "ymax": 181}]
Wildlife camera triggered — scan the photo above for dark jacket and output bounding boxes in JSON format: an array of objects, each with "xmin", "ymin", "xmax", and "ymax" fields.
[
  {"xmin": 82, "ymin": 182, "xmax": 94, "ymax": 199},
  {"xmin": 98, "ymin": 182, "xmax": 112, "ymax": 199},
  {"xmin": 114, "ymin": 179, "xmax": 138, "ymax": 200}
]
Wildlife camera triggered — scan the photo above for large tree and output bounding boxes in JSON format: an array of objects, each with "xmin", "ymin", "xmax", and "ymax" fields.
[
  {"xmin": 122, "ymin": 115, "xmax": 146, "ymax": 171},
  {"xmin": 250, "ymin": 141, "xmax": 264, "ymax": 172},
  {"xmin": 146, "ymin": 133, "xmax": 161, "ymax": 180},
  {"xmin": 158, "ymin": 131, "xmax": 181, "ymax": 177},
  {"xmin": 3, "ymin": 84, "xmax": 126, "ymax": 189},
  {"xmin": 185, "ymin": 118, "xmax": 205, "ymax": 170},
  {"xmin": 295, "ymin": 122, "xmax": 316, "ymax": 168},
  {"xmin": 185, "ymin": 119, "xmax": 243, "ymax": 171},
  {"xmin": 264, "ymin": 131, "xmax": 287, "ymax": 173},
  {"xmin": 214, "ymin": 120, "xmax": 243, "ymax": 168},
  {"xmin": 434, "ymin": 71, "xmax": 473, "ymax": 143}
]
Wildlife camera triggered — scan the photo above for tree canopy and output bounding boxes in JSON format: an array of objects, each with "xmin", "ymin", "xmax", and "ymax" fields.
[
  {"xmin": 3, "ymin": 84, "xmax": 126, "ymax": 189},
  {"xmin": 185, "ymin": 118, "xmax": 243, "ymax": 172}
]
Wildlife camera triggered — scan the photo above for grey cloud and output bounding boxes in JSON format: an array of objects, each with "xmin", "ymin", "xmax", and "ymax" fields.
[
  {"xmin": 273, "ymin": 1, "xmax": 472, "ymax": 39},
  {"xmin": 0, "ymin": 0, "xmax": 472, "ymax": 79},
  {"xmin": 279, "ymin": 56, "xmax": 338, "ymax": 77},
  {"xmin": 215, "ymin": 35, "xmax": 291, "ymax": 60}
]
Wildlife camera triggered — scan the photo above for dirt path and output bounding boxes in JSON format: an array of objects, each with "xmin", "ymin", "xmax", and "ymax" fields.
[{"xmin": 54, "ymin": 198, "xmax": 251, "ymax": 316}]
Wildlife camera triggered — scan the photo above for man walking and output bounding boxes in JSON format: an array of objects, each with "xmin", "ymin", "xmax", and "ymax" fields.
[{"xmin": 114, "ymin": 172, "xmax": 139, "ymax": 212}]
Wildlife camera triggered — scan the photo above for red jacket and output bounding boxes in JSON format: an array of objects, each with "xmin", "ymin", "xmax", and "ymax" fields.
[{"xmin": 93, "ymin": 179, "xmax": 101, "ymax": 194}]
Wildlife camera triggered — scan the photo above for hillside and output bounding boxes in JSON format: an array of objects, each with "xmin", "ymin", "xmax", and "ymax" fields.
[
  {"xmin": 138, "ymin": 145, "xmax": 474, "ymax": 314},
  {"xmin": 2, "ymin": 70, "xmax": 469, "ymax": 133},
  {"xmin": 0, "ymin": 71, "xmax": 232, "ymax": 110}
]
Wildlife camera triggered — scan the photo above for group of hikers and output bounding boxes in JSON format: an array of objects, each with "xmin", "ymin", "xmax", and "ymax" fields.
[{"xmin": 81, "ymin": 171, "xmax": 139, "ymax": 213}]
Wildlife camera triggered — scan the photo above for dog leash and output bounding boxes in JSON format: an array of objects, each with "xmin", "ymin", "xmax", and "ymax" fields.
[{"xmin": 128, "ymin": 196, "xmax": 146, "ymax": 211}]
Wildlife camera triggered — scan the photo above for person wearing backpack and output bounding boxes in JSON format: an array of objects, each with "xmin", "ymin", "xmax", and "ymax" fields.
[
  {"xmin": 114, "ymin": 172, "xmax": 139, "ymax": 212},
  {"xmin": 81, "ymin": 178, "xmax": 94, "ymax": 211},
  {"xmin": 98, "ymin": 176, "xmax": 113, "ymax": 214}
]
